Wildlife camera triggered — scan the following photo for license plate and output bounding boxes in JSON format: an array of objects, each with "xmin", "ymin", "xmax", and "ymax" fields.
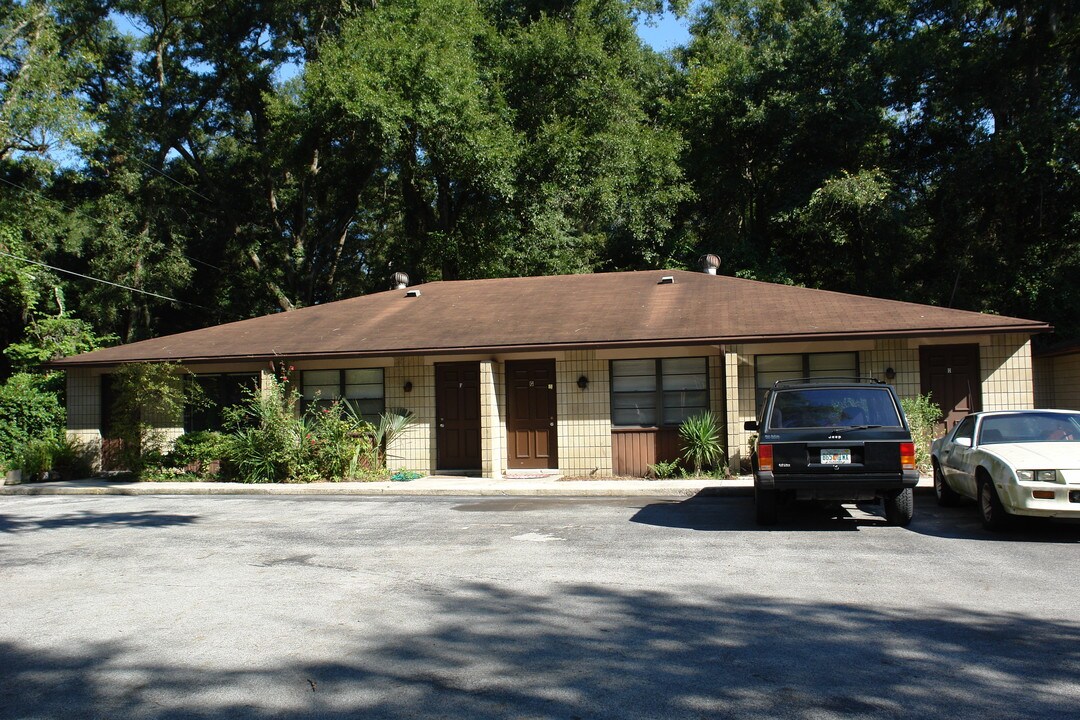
[{"xmin": 820, "ymin": 449, "xmax": 851, "ymax": 464}]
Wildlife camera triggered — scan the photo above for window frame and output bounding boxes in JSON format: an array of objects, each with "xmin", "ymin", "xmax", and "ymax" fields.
[
  {"xmin": 301, "ymin": 368, "xmax": 385, "ymax": 422},
  {"xmin": 184, "ymin": 372, "xmax": 261, "ymax": 433},
  {"xmin": 609, "ymin": 357, "xmax": 711, "ymax": 428}
]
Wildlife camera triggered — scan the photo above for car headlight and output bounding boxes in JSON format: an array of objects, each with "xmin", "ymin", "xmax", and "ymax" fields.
[{"xmin": 1017, "ymin": 470, "xmax": 1058, "ymax": 482}]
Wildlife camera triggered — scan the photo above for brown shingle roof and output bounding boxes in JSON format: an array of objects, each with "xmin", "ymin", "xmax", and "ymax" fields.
[{"xmin": 53, "ymin": 270, "xmax": 1051, "ymax": 366}]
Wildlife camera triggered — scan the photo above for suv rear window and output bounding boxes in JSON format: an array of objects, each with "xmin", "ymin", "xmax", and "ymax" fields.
[{"xmin": 768, "ymin": 388, "xmax": 902, "ymax": 429}]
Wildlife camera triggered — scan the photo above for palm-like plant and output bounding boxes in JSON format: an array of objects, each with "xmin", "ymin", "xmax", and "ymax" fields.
[{"xmin": 679, "ymin": 411, "xmax": 724, "ymax": 476}]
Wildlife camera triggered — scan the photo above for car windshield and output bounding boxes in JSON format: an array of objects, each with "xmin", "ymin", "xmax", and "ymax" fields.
[
  {"xmin": 978, "ymin": 412, "xmax": 1080, "ymax": 444},
  {"xmin": 768, "ymin": 388, "xmax": 902, "ymax": 429}
]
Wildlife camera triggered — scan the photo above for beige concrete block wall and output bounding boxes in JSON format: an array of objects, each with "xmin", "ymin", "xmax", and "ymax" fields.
[
  {"xmin": 556, "ymin": 350, "xmax": 612, "ymax": 477},
  {"xmin": 980, "ymin": 334, "xmax": 1033, "ymax": 410},
  {"xmin": 860, "ymin": 340, "xmax": 920, "ymax": 399},
  {"xmin": 480, "ymin": 360, "xmax": 504, "ymax": 479},
  {"xmin": 384, "ymin": 357, "xmax": 436, "ymax": 473},
  {"xmin": 66, "ymin": 368, "xmax": 102, "ymax": 471},
  {"xmin": 143, "ymin": 373, "xmax": 185, "ymax": 449},
  {"xmin": 1034, "ymin": 353, "xmax": 1080, "ymax": 410},
  {"xmin": 1033, "ymin": 356, "xmax": 1055, "ymax": 408}
]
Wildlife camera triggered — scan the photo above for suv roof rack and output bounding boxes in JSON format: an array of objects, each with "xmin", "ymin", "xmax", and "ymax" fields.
[{"xmin": 772, "ymin": 376, "xmax": 885, "ymax": 388}]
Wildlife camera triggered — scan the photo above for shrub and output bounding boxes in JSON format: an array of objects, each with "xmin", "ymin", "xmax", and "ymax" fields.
[
  {"xmin": 679, "ymin": 411, "xmax": 725, "ymax": 475},
  {"xmin": 221, "ymin": 373, "xmax": 380, "ymax": 483},
  {"xmin": 10, "ymin": 435, "xmax": 91, "ymax": 481},
  {"xmin": 168, "ymin": 431, "xmax": 230, "ymax": 477},
  {"xmin": 647, "ymin": 459, "xmax": 681, "ymax": 479},
  {"xmin": 900, "ymin": 393, "xmax": 943, "ymax": 474},
  {"xmin": 109, "ymin": 362, "xmax": 206, "ymax": 471},
  {"xmin": 0, "ymin": 373, "xmax": 65, "ymax": 467}
]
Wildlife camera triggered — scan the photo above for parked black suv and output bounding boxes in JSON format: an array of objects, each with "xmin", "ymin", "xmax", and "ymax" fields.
[{"xmin": 744, "ymin": 378, "xmax": 919, "ymax": 526}]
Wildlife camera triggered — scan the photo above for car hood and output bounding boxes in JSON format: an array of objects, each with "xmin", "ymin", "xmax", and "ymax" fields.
[{"xmin": 981, "ymin": 443, "xmax": 1080, "ymax": 469}]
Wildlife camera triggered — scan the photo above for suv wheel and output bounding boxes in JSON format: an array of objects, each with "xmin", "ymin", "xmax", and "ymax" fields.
[
  {"xmin": 883, "ymin": 487, "xmax": 914, "ymax": 527},
  {"xmin": 755, "ymin": 484, "xmax": 778, "ymax": 526}
]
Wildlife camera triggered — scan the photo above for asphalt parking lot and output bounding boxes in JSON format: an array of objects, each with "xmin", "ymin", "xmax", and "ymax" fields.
[{"xmin": 1, "ymin": 493, "xmax": 1078, "ymax": 719}]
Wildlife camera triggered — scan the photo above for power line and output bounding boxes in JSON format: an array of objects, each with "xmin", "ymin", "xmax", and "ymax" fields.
[
  {"xmin": 0, "ymin": 250, "xmax": 212, "ymax": 310},
  {"xmin": 130, "ymin": 154, "xmax": 216, "ymax": 204},
  {"xmin": 0, "ymin": 174, "xmax": 222, "ymax": 272}
]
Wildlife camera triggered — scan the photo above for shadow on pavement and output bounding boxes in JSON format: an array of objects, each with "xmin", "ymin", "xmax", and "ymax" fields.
[
  {"xmin": 0, "ymin": 510, "xmax": 200, "ymax": 534},
  {"xmin": 631, "ymin": 492, "xmax": 1080, "ymax": 541},
  {"xmin": 1, "ymin": 584, "xmax": 1078, "ymax": 719}
]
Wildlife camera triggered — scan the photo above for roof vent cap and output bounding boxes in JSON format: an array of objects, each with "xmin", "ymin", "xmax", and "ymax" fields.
[
  {"xmin": 699, "ymin": 254, "xmax": 721, "ymax": 275},
  {"xmin": 658, "ymin": 275, "xmax": 675, "ymax": 285},
  {"xmin": 405, "ymin": 288, "xmax": 421, "ymax": 298},
  {"xmin": 391, "ymin": 272, "xmax": 410, "ymax": 290}
]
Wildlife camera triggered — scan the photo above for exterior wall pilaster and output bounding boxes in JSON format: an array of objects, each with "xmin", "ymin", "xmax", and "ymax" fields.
[
  {"xmin": 66, "ymin": 368, "xmax": 102, "ymax": 472},
  {"xmin": 385, "ymin": 357, "xmax": 436, "ymax": 473},
  {"xmin": 980, "ymin": 334, "xmax": 1034, "ymax": 410},
  {"xmin": 479, "ymin": 360, "xmax": 504, "ymax": 479},
  {"xmin": 556, "ymin": 350, "xmax": 612, "ymax": 477}
]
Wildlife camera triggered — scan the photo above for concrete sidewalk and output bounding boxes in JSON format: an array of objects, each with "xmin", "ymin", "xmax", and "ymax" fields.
[{"xmin": 0, "ymin": 473, "xmax": 933, "ymax": 497}]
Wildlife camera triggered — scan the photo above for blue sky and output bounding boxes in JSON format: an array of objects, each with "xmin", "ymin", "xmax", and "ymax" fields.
[{"xmin": 635, "ymin": 9, "xmax": 693, "ymax": 51}]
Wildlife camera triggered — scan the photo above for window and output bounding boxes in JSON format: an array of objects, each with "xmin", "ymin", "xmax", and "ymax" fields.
[
  {"xmin": 952, "ymin": 415, "xmax": 975, "ymax": 444},
  {"xmin": 754, "ymin": 352, "xmax": 858, "ymax": 410},
  {"xmin": 302, "ymin": 368, "xmax": 385, "ymax": 422},
  {"xmin": 611, "ymin": 358, "xmax": 709, "ymax": 427},
  {"xmin": 185, "ymin": 373, "xmax": 260, "ymax": 432}
]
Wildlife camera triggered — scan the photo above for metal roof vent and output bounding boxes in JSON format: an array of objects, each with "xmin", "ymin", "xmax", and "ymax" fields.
[
  {"xmin": 405, "ymin": 288, "xmax": 421, "ymax": 297},
  {"xmin": 658, "ymin": 275, "xmax": 675, "ymax": 285},
  {"xmin": 391, "ymin": 272, "xmax": 410, "ymax": 290},
  {"xmin": 699, "ymin": 254, "xmax": 721, "ymax": 275}
]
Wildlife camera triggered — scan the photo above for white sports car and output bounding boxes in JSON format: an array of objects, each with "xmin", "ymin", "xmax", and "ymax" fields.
[{"xmin": 931, "ymin": 410, "xmax": 1080, "ymax": 529}]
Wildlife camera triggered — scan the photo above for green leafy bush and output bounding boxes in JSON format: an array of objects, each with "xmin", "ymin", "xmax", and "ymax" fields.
[
  {"xmin": 170, "ymin": 431, "xmax": 230, "ymax": 465},
  {"xmin": 900, "ymin": 393, "xmax": 943, "ymax": 474},
  {"xmin": 0, "ymin": 373, "xmax": 65, "ymax": 468},
  {"xmin": 221, "ymin": 372, "xmax": 380, "ymax": 483},
  {"xmin": 679, "ymin": 411, "xmax": 725, "ymax": 475},
  {"xmin": 647, "ymin": 459, "xmax": 681, "ymax": 479},
  {"xmin": 10, "ymin": 435, "xmax": 91, "ymax": 481},
  {"xmin": 109, "ymin": 362, "xmax": 206, "ymax": 471}
]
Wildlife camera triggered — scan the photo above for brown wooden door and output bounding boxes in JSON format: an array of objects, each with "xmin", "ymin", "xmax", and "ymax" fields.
[
  {"xmin": 920, "ymin": 344, "xmax": 982, "ymax": 431},
  {"xmin": 435, "ymin": 363, "xmax": 481, "ymax": 470},
  {"xmin": 506, "ymin": 360, "xmax": 558, "ymax": 469}
]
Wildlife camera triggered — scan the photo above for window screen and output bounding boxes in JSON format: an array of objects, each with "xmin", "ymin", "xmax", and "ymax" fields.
[
  {"xmin": 302, "ymin": 368, "xmax": 385, "ymax": 422},
  {"xmin": 611, "ymin": 358, "xmax": 709, "ymax": 427}
]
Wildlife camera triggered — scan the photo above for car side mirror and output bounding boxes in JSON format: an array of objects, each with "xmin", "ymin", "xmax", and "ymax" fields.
[
  {"xmin": 744, "ymin": 420, "xmax": 758, "ymax": 432},
  {"xmin": 955, "ymin": 436, "xmax": 972, "ymax": 448}
]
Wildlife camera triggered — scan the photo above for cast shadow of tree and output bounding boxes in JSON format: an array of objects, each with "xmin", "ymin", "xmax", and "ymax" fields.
[
  {"xmin": 2, "ymin": 583, "xmax": 1078, "ymax": 719},
  {"xmin": 0, "ymin": 510, "xmax": 199, "ymax": 534}
]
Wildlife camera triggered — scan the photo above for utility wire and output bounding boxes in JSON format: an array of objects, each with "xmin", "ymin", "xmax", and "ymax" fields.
[
  {"xmin": 0, "ymin": 250, "xmax": 212, "ymax": 310},
  {"xmin": 0, "ymin": 174, "xmax": 222, "ymax": 272},
  {"xmin": 130, "ymin": 154, "xmax": 216, "ymax": 204}
]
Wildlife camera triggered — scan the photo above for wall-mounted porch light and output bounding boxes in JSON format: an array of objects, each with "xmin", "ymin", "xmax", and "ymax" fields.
[
  {"xmin": 577, "ymin": 375, "xmax": 589, "ymax": 390},
  {"xmin": 884, "ymin": 367, "xmax": 896, "ymax": 381},
  {"xmin": 403, "ymin": 381, "xmax": 413, "ymax": 392}
]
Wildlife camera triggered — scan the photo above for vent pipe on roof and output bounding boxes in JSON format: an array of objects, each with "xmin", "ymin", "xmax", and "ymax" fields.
[
  {"xmin": 700, "ymin": 254, "xmax": 721, "ymax": 275},
  {"xmin": 391, "ymin": 272, "xmax": 410, "ymax": 290},
  {"xmin": 658, "ymin": 275, "xmax": 675, "ymax": 285}
]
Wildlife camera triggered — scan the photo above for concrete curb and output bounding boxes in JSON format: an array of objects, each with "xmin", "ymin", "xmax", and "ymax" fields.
[
  {"xmin": 0, "ymin": 475, "xmax": 933, "ymax": 498},
  {"xmin": 0, "ymin": 480, "xmax": 740, "ymax": 498}
]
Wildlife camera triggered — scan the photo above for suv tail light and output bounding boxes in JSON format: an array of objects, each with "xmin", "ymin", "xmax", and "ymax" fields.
[
  {"xmin": 900, "ymin": 442, "xmax": 915, "ymax": 470},
  {"xmin": 758, "ymin": 443, "xmax": 773, "ymax": 471}
]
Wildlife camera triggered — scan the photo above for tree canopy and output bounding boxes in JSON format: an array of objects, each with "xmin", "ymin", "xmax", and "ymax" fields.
[{"xmin": 1, "ymin": 0, "xmax": 1077, "ymax": 374}]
